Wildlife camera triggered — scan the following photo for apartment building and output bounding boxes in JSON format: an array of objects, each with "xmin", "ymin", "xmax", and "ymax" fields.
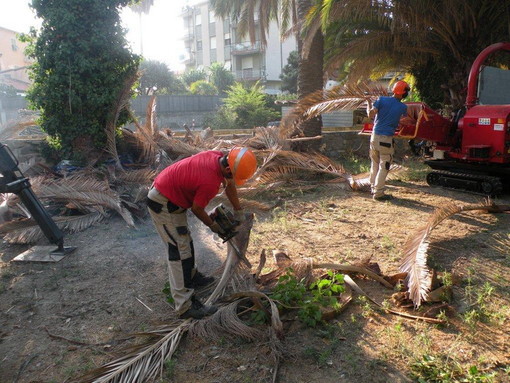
[
  {"xmin": 180, "ymin": 1, "xmax": 296, "ymax": 94},
  {"xmin": 0, "ymin": 27, "xmax": 31, "ymax": 93}
]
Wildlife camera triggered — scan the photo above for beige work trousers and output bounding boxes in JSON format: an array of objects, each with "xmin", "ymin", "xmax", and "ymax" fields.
[
  {"xmin": 147, "ymin": 187, "xmax": 195, "ymax": 314},
  {"xmin": 369, "ymin": 134, "xmax": 394, "ymax": 198}
]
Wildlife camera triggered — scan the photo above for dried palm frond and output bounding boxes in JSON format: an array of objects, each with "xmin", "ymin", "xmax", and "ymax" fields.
[
  {"xmin": 280, "ymin": 82, "xmax": 389, "ymax": 138},
  {"xmin": 115, "ymin": 169, "xmax": 156, "ymax": 185},
  {"xmin": 348, "ymin": 163, "xmax": 403, "ymax": 192},
  {"xmin": 0, "ymin": 119, "xmax": 39, "ymax": 140},
  {"xmin": 343, "ymin": 275, "xmax": 444, "ymax": 324},
  {"xmin": 156, "ymin": 135, "xmax": 202, "ymax": 159},
  {"xmin": 1, "ymin": 212, "xmax": 105, "ymax": 244},
  {"xmin": 105, "ymin": 70, "xmax": 140, "ymax": 169},
  {"xmin": 192, "ymin": 291, "xmax": 283, "ymax": 342},
  {"xmin": 399, "ymin": 201, "xmax": 493, "ymax": 307},
  {"xmin": 254, "ymin": 167, "xmax": 306, "ymax": 184},
  {"xmin": 126, "ymin": 106, "xmax": 158, "ymax": 165},
  {"xmin": 243, "ymin": 126, "xmax": 284, "ymax": 150},
  {"xmin": 29, "ymin": 176, "xmax": 135, "ymax": 227},
  {"xmin": 260, "ymin": 150, "xmax": 353, "ymax": 186},
  {"xmin": 191, "ymin": 290, "xmax": 283, "ymax": 383},
  {"xmin": 77, "ymin": 321, "xmax": 191, "ymax": 383}
]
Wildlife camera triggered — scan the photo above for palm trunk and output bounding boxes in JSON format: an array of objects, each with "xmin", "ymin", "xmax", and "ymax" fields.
[{"xmin": 296, "ymin": 0, "xmax": 323, "ymax": 151}]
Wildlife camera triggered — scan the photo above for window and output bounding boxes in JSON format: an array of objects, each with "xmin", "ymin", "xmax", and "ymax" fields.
[
  {"xmin": 210, "ymin": 37, "xmax": 216, "ymax": 50},
  {"xmin": 209, "ymin": 10, "xmax": 215, "ymax": 23},
  {"xmin": 11, "ymin": 38, "xmax": 18, "ymax": 51},
  {"xmin": 241, "ymin": 56, "xmax": 253, "ymax": 69},
  {"xmin": 224, "ymin": 33, "xmax": 231, "ymax": 46},
  {"xmin": 195, "ymin": 14, "xmax": 202, "ymax": 25},
  {"xmin": 197, "ymin": 40, "xmax": 203, "ymax": 51}
]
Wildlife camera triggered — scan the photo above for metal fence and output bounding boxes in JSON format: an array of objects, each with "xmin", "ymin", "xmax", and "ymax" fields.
[
  {"xmin": 131, "ymin": 95, "xmax": 223, "ymax": 115},
  {"xmin": 0, "ymin": 94, "xmax": 224, "ymax": 128}
]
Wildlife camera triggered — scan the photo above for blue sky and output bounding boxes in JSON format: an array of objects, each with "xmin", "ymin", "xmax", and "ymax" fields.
[{"xmin": 0, "ymin": 0, "xmax": 191, "ymax": 72}]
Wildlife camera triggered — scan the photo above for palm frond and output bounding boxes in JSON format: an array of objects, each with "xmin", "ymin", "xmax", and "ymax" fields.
[
  {"xmin": 399, "ymin": 201, "xmax": 493, "ymax": 306},
  {"xmin": 115, "ymin": 169, "xmax": 156, "ymax": 185},
  {"xmin": 105, "ymin": 70, "xmax": 139, "ymax": 169},
  {"xmin": 0, "ymin": 119, "xmax": 39, "ymax": 140},
  {"xmin": 1, "ymin": 213, "xmax": 105, "ymax": 244},
  {"xmin": 280, "ymin": 82, "xmax": 389, "ymax": 136},
  {"xmin": 30, "ymin": 176, "xmax": 135, "ymax": 227},
  {"xmin": 157, "ymin": 135, "xmax": 202, "ymax": 159},
  {"xmin": 127, "ymin": 107, "xmax": 158, "ymax": 165},
  {"xmin": 77, "ymin": 321, "xmax": 190, "ymax": 383},
  {"xmin": 265, "ymin": 150, "xmax": 352, "ymax": 180}
]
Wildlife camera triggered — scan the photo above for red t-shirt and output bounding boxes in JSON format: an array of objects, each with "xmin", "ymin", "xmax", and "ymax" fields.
[{"xmin": 154, "ymin": 151, "xmax": 225, "ymax": 209}]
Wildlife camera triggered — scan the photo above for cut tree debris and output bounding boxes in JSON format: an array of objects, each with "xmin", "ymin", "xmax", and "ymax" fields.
[{"xmin": 2, "ymin": 96, "xmax": 509, "ymax": 383}]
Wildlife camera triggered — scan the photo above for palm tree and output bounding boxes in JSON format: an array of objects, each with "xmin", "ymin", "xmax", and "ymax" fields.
[
  {"xmin": 211, "ymin": 0, "xmax": 324, "ymax": 146},
  {"xmin": 305, "ymin": 0, "xmax": 510, "ymax": 109},
  {"xmin": 208, "ymin": 62, "xmax": 235, "ymax": 94},
  {"xmin": 129, "ymin": 0, "xmax": 155, "ymax": 55}
]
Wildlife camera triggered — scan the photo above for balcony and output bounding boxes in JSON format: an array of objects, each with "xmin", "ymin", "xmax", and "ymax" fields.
[
  {"xmin": 235, "ymin": 69, "xmax": 265, "ymax": 81},
  {"xmin": 180, "ymin": 6, "xmax": 194, "ymax": 17},
  {"xmin": 231, "ymin": 41, "xmax": 263, "ymax": 55},
  {"xmin": 183, "ymin": 30, "xmax": 194, "ymax": 41},
  {"xmin": 181, "ymin": 54, "xmax": 195, "ymax": 66}
]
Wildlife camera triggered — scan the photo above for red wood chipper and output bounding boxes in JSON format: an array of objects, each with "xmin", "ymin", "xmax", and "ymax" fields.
[{"xmin": 361, "ymin": 42, "xmax": 510, "ymax": 195}]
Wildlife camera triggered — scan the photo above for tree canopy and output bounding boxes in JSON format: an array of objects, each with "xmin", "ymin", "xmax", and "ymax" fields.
[
  {"xmin": 138, "ymin": 60, "xmax": 187, "ymax": 95},
  {"xmin": 181, "ymin": 68, "xmax": 207, "ymax": 87},
  {"xmin": 308, "ymin": 0, "xmax": 510, "ymax": 109},
  {"xmin": 208, "ymin": 62, "xmax": 235, "ymax": 94},
  {"xmin": 26, "ymin": 0, "xmax": 140, "ymax": 159},
  {"xmin": 280, "ymin": 50, "xmax": 298, "ymax": 94},
  {"xmin": 189, "ymin": 80, "xmax": 218, "ymax": 95}
]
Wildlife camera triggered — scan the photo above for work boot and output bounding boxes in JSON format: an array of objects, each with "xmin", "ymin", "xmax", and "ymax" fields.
[
  {"xmin": 191, "ymin": 271, "xmax": 215, "ymax": 288},
  {"xmin": 179, "ymin": 297, "xmax": 218, "ymax": 320},
  {"xmin": 373, "ymin": 194, "xmax": 393, "ymax": 201}
]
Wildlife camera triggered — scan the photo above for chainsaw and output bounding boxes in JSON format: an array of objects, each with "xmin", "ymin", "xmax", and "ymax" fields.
[
  {"xmin": 209, "ymin": 204, "xmax": 239, "ymax": 242},
  {"xmin": 209, "ymin": 204, "xmax": 251, "ymax": 267}
]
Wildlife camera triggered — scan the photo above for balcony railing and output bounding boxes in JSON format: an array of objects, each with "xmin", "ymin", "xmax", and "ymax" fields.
[
  {"xmin": 235, "ymin": 69, "xmax": 265, "ymax": 81},
  {"xmin": 231, "ymin": 41, "xmax": 263, "ymax": 55}
]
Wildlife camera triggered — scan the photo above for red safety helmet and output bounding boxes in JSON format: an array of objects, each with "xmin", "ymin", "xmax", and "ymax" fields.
[
  {"xmin": 392, "ymin": 80, "xmax": 410, "ymax": 96},
  {"xmin": 227, "ymin": 147, "xmax": 257, "ymax": 186}
]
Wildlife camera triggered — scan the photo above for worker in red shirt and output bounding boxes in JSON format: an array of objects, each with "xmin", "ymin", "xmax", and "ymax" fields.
[{"xmin": 147, "ymin": 147, "xmax": 257, "ymax": 319}]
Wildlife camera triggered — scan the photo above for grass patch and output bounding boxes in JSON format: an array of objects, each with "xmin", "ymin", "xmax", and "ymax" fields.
[
  {"xmin": 397, "ymin": 157, "xmax": 430, "ymax": 182},
  {"xmin": 340, "ymin": 153, "xmax": 371, "ymax": 174},
  {"xmin": 410, "ymin": 354, "xmax": 496, "ymax": 382}
]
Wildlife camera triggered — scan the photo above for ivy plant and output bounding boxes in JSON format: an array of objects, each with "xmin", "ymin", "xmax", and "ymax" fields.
[{"xmin": 24, "ymin": 0, "xmax": 140, "ymax": 160}]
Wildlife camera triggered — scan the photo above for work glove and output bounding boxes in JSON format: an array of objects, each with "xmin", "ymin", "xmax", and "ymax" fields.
[
  {"xmin": 233, "ymin": 209, "xmax": 246, "ymax": 224},
  {"xmin": 209, "ymin": 221, "xmax": 226, "ymax": 236}
]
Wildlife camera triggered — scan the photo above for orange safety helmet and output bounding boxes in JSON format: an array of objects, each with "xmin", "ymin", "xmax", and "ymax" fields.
[
  {"xmin": 392, "ymin": 80, "xmax": 410, "ymax": 96},
  {"xmin": 227, "ymin": 147, "xmax": 257, "ymax": 186}
]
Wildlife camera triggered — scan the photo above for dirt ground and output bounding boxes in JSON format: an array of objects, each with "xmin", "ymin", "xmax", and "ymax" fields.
[{"xmin": 1, "ymin": 166, "xmax": 510, "ymax": 383}]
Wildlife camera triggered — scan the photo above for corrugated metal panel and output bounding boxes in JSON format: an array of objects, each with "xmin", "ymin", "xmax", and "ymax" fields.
[
  {"xmin": 0, "ymin": 96, "xmax": 27, "ymax": 109},
  {"xmin": 321, "ymin": 110, "xmax": 353, "ymax": 128},
  {"xmin": 131, "ymin": 95, "xmax": 223, "ymax": 115},
  {"xmin": 282, "ymin": 106, "xmax": 354, "ymax": 127},
  {"xmin": 479, "ymin": 66, "xmax": 510, "ymax": 105}
]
